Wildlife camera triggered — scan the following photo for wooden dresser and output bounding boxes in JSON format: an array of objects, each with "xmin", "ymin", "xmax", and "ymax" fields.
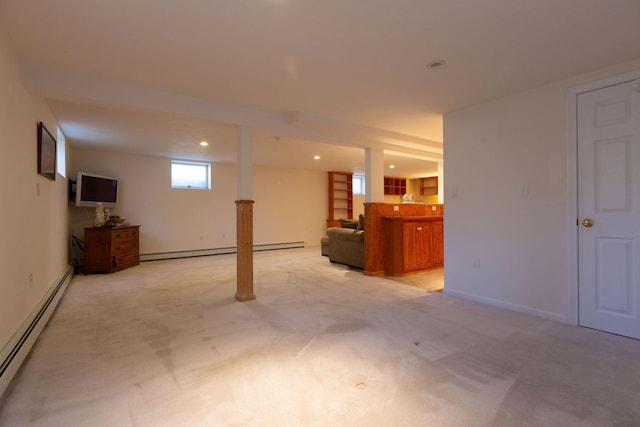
[
  {"xmin": 382, "ymin": 216, "xmax": 443, "ymax": 275},
  {"xmin": 84, "ymin": 225, "xmax": 140, "ymax": 274}
]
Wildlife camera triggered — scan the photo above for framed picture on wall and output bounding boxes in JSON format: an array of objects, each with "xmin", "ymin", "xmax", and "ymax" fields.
[{"xmin": 37, "ymin": 121, "xmax": 56, "ymax": 181}]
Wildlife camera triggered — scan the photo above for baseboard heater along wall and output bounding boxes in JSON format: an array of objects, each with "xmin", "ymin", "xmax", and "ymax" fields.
[
  {"xmin": 0, "ymin": 265, "xmax": 74, "ymax": 399},
  {"xmin": 140, "ymin": 241, "xmax": 305, "ymax": 262}
]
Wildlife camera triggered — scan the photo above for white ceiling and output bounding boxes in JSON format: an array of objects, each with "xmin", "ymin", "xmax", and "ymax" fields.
[{"xmin": 1, "ymin": 0, "xmax": 639, "ymax": 177}]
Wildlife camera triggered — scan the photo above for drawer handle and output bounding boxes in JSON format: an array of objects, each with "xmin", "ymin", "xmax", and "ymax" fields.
[{"xmin": 115, "ymin": 234, "xmax": 121, "ymax": 238}]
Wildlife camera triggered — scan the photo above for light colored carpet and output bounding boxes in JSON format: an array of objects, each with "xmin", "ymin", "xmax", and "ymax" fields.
[{"xmin": 1, "ymin": 247, "xmax": 639, "ymax": 426}]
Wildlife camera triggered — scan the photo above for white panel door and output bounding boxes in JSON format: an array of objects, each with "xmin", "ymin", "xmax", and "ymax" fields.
[{"xmin": 578, "ymin": 79, "xmax": 640, "ymax": 339}]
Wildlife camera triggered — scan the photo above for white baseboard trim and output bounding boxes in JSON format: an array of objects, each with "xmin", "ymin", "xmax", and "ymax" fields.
[
  {"xmin": 140, "ymin": 241, "xmax": 305, "ymax": 262},
  {"xmin": 0, "ymin": 264, "xmax": 74, "ymax": 399},
  {"xmin": 443, "ymin": 288, "xmax": 570, "ymax": 324}
]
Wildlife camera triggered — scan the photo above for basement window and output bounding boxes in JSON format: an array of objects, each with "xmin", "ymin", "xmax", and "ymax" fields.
[
  {"xmin": 171, "ymin": 160, "xmax": 211, "ymax": 190},
  {"xmin": 353, "ymin": 175, "xmax": 365, "ymax": 195},
  {"xmin": 56, "ymin": 127, "xmax": 66, "ymax": 178}
]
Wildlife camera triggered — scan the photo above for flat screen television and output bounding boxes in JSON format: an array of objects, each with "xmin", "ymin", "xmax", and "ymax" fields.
[{"xmin": 75, "ymin": 171, "xmax": 119, "ymax": 208}]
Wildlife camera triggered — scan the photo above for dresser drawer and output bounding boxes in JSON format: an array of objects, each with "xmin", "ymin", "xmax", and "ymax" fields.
[
  {"xmin": 112, "ymin": 239, "xmax": 138, "ymax": 256},
  {"xmin": 111, "ymin": 226, "xmax": 139, "ymax": 256},
  {"xmin": 113, "ymin": 253, "xmax": 140, "ymax": 271},
  {"xmin": 112, "ymin": 227, "xmax": 139, "ymax": 242}
]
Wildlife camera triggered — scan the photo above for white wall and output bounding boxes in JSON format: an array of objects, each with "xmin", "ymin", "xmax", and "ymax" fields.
[
  {"xmin": 253, "ymin": 165, "xmax": 326, "ymax": 246},
  {"xmin": 71, "ymin": 148, "xmax": 328, "ymax": 256},
  {"xmin": 353, "ymin": 194, "xmax": 365, "ymax": 218},
  {"xmin": 443, "ymin": 58, "xmax": 640, "ymax": 321},
  {"xmin": 0, "ymin": 35, "xmax": 70, "ymax": 353}
]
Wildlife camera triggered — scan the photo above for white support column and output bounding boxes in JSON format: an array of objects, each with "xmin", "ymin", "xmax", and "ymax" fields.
[
  {"xmin": 365, "ymin": 147, "xmax": 385, "ymax": 203},
  {"xmin": 237, "ymin": 125, "xmax": 252, "ymax": 200},
  {"xmin": 235, "ymin": 125, "xmax": 255, "ymax": 302},
  {"xmin": 437, "ymin": 160, "xmax": 444, "ymax": 204}
]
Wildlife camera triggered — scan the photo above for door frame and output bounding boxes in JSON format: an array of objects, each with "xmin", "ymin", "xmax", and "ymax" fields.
[{"xmin": 566, "ymin": 69, "xmax": 640, "ymax": 325}]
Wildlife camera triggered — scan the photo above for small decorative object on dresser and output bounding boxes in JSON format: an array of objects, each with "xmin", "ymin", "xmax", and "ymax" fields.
[
  {"xmin": 107, "ymin": 216, "xmax": 126, "ymax": 226},
  {"xmin": 94, "ymin": 202, "xmax": 105, "ymax": 227},
  {"xmin": 84, "ymin": 225, "xmax": 140, "ymax": 274}
]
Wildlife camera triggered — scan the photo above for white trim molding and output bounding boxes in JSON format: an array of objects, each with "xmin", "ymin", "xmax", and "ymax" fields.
[
  {"xmin": 443, "ymin": 288, "xmax": 570, "ymax": 324},
  {"xmin": 0, "ymin": 265, "xmax": 74, "ymax": 398},
  {"xmin": 140, "ymin": 242, "xmax": 305, "ymax": 262}
]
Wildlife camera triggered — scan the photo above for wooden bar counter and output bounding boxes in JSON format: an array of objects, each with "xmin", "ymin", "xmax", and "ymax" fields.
[{"xmin": 382, "ymin": 216, "xmax": 443, "ymax": 276}]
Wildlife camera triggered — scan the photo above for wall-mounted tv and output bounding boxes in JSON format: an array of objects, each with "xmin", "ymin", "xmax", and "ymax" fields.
[{"xmin": 75, "ymin": 171, "xmax": 119, "ymax": 208}]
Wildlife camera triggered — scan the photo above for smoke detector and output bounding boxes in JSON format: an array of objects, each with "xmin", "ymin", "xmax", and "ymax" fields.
[{"xmin": 427, "ymin": 60, "xmax": 447, "ymax": 70}]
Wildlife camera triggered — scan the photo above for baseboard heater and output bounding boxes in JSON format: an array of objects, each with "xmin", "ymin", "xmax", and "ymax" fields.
[
  {"xmin": 140, "ymin": 241, "xmax": 305, "ymax": 262},
  {"xmin": 0, "ymin": 265, "xmax": 74, "ymax": 398}
]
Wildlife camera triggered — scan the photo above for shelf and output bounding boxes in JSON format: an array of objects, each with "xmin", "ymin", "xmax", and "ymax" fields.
[
  {"xmin": 419, "ymin": 176, "xmax": 438, "ymax": 196},
  {"xmin": 384, "ymin": 176, "xmax": 407, "ymax": 195},
  {"xmin": 328, "ymin": 171, "xmax": 353, "ymax": 224}
]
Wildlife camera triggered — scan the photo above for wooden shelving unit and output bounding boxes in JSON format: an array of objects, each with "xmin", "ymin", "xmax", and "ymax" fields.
[
  {"xmin": 384, "ymin": 176, "xmax": 407, "ymax": 195},
  {"xmin": 327, "ymin": 171, "xmax": 353, "ymax": 228},
  {"xmin": 419, "ymin": 176, "xmax": 438, "ymax": 196}
]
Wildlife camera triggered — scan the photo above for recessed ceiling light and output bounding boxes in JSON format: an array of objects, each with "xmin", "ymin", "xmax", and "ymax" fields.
[
  {"xmin": 389, "ymin": 165, "xmax": 395, "ymax": 169},
  {"xmin": 427, "ymin": 60, "xmax": 447, "ymax": 70},
  {"xmin": 200, "ymin": 141, "xmax": 208, "ymax": 147},
  {"xmin": 314, "ymin": 155, "xmax": 320, "ymax": 160}
]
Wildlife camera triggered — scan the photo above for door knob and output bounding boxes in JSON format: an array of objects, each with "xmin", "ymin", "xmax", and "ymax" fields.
[{"xmin": 582, "ymin": 218, "xmax": 594, "ymax": 227}]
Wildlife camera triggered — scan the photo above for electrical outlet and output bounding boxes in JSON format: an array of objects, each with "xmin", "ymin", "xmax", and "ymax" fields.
[
  {"xmin": 520, "ymin": 184, "xmax": 529, "ymax": 197},
  {"xmin": 393, "ymin": 205, "xmax": 399, "ymax": 212},
  {"xmin": 472, "ymin": 258, "xmax": 480, "ymax": 269}
]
